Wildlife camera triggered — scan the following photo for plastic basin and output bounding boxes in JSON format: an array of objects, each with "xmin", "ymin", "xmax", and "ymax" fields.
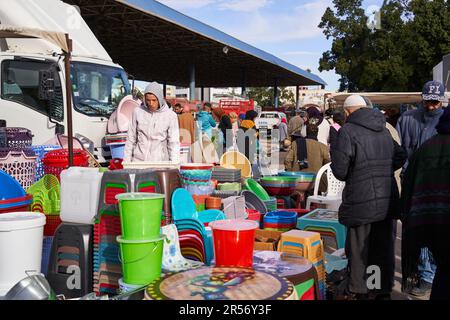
[{"xmin": 243, "ymin": 179, "xmax": 270, "ymax": 201}]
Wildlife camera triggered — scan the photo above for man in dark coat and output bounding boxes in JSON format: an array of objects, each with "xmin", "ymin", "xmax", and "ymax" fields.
[
  {"xmin": 395, "ymin": 80, "xmax": 445, "ymax": 296},
  {"xmin": 331, "ymin": 95, "xmax": 407, "ymax": 300}
]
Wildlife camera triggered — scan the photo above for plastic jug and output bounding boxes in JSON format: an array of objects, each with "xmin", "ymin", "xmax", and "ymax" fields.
[{"xmin": 60, "ymin": 167, "xmax": 103, "ymax": 224}]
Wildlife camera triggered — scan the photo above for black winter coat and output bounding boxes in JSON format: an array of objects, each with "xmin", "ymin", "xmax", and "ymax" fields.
[{"xmin": 331, "ymin": 108, "xmax": 407, "ymax": 227}]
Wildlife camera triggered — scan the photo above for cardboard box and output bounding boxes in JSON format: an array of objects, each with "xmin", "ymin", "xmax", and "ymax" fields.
[{"xmin": 254, "ymin": 229, "xmax": 283, "ymax": 251}]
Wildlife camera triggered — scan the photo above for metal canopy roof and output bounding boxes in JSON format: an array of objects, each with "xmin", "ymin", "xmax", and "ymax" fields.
[{"xmin": 64, "ymin": 0, "xmax": 326, "ymax": 88}]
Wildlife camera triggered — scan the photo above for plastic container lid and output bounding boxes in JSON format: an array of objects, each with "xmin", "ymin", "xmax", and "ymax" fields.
[
  {"xmin": 0, "ymin": 212, "xmax": 46, "ymax": 231},
  {"xmin": 209, "ymin": 219, "xmax": 258, "ymax": 231},
  {"xmin": 0, "ymin": 170, "xmax": 26, "ymax": 200},
  {"xmin": 115, "ymin": 192, "xmax": 165, "ymax": 201},
  {"xmin": 180, "ymin": 163, "xmax": 214, "ymax": 170}
]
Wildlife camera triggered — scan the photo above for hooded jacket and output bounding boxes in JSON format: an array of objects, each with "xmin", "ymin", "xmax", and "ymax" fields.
[
  {"xmin": 331, "ymin": 108, "xmax": 407, "ymax": 227},
  {"xmin": 396, "ymin": 107, "xmax": 444, "ymax": 170},
  {"xmin": 123, "ymin": 82, "xmax": 180, "ymax": 163},
  {"xmin": 197, "ymin": 111, "xmax": 216, "ymax": 136}
]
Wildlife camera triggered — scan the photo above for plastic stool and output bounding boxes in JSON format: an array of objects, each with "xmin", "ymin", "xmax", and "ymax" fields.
[
  {"xmin": 296, "ymin": 209, "xmax": 346, "ymax": 249},
  {"xmin": 154, "ymin": 169, "xmax": 182, "ymax": 224},
  {"xmin": 47, "ymin": 223, "xmax": 93, "ymax": 299}
]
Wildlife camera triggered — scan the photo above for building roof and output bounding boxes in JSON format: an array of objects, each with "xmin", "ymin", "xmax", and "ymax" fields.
[{"xmin": 64, "ymin": 0, "xmax": 327, "ymax": 88}]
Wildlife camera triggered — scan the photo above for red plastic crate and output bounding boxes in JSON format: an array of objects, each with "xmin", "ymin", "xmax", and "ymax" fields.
[{"xmin": 44, "ymin": 215, "xmax": 62, "ymax": 236}]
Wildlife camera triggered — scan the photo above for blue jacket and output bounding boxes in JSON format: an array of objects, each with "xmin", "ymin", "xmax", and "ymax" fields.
[
  {"xmin": 197, "ymin": 111, "xmax": 216, "ymax": 133},
  {"xmin": 396, "ymin": 107, "xmax": 444, "ymax": 169}
]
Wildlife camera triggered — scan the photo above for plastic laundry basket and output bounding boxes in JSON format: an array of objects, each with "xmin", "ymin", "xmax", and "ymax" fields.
[
  {"xmin": 0, "ymin": 148, "xmax": 37, "ymax": 190},
  {"xmin": 0, "ymin": 212, "xmax": 45, "ymax": 296}
]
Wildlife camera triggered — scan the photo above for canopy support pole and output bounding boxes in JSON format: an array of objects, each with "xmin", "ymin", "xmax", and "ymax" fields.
[
  {"xmin": 189, "ymin": 64, "xmax": 196, "ymax": 101},
  {"xmin": 274, "ymin": 79, "xmax": 279, "ymax": 109},
  {"xmin": 241, "ymin": 68, "xmax": 247, "ymax": 98}
]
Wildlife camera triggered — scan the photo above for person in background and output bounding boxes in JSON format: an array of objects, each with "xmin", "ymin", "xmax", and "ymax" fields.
[
  {"xmin": 395, "ymin": 80, "xmax": 445, "ymax": 297},
  {"xmin": 329, "ymin": 110, "xmax": 345, "ymax": 151},
  {"xmin": 288, "ymin": 108, "xmax": 307, "ymax": 136},
  {"xmin": 278, "ymin": 118, "xmax": 289, "ymax": 151},
  {"xmin": 124, "ymin": 82, "xmax": 180, "ymax": 163},
  {"xmin": 196, "ymin": 102, "xmax": 216, "ymax": 138},
  {"xmin": 306, "ymin": 106, "xmax": 330, "ymax": 146},
  {"xmin": 236, "ymin": 110, "xmax": 259, "ymax": 162},
  {"xmin": 212, "ymin": 108, "xmax": 232, "ymax": 149},
  {"xmin": 401, "ymin": 106, "xmax": 450, "ymax": 300},
  {"xmin": 229, "ymin": 112, "xmax": 239, "ymax": 136},
  {"xmin": 284, "ymin": 118, "xmax": 330, "ymax": 173},
  {"xmin": 331, "ymin": 94, "xmax": 406, "ymax": 300},
  {"xmin": 238, "ymin": 112, "xmax": 246, "ymax": 125},
  {"xmin": 174, "ymin": 103, "xmax": 195, "ymax": 145}
]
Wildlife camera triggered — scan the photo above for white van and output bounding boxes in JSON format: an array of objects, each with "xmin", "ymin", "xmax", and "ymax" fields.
[
  {"xmin": 254, "ymin": 111, "xmax": 287, "ymax": 129},
  {"xmin": 0, "ymin": 0, "xmax": 131, "ymax": 161}
]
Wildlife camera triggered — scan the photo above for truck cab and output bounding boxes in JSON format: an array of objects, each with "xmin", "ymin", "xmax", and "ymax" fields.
[{"xmin": 0, "ymin": 0, "xmax": 131, "ymax": 161}]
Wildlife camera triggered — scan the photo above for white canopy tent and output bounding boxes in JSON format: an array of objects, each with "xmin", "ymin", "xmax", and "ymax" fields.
[{"xmin": 331, "ymin": 92, "xmax": 423, "ymax": 106}]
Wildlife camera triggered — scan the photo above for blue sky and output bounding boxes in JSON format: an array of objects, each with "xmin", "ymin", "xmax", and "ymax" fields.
[{"xmin": 138, "ymin": 0, "xmax": 384, "ymax": 91}]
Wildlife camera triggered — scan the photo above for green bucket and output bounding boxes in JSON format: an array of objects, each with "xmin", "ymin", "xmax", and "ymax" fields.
[
  {"xmin": 116, "ymin": 192, "xmax": 165, "ymax": 240},
  {"xmin": 117, "ymin": 235, "xmax": 165, "ymax": 285}
]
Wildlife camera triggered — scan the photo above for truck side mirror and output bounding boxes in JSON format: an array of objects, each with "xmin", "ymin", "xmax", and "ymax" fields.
[
  {"xmin": 128, "ymin": 73, "xmax": 137, "ymax": 99},
  {"xmin": 38, "ymin": 69, "xmax": 55, "ymax": 100}
]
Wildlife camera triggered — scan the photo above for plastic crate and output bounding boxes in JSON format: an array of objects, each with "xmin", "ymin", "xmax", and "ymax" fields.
[
  {"xmin": 0, "ymin": 148, "xmax": 37, "ymax": 190},
  {"xmin": 0, "ymin": 127, "xmax": 33, "ymax": 149},
  {"xmin": 43, "ymin": 149, "xmax": 89, "ymax": 180},
  {"xmin": 28, "ymin": 174, "xmax": 60, "ymax": 215},
  {"xmin": 30, "ymin": 145, "xmax": 61, "ymax": 181},
  {"xmin": 41, "ymin": 236, "xmax": 54, "ymax": 275},
  {"xmin": 44, "ymin": 215, "xmax": 62, "ymax": 236}
]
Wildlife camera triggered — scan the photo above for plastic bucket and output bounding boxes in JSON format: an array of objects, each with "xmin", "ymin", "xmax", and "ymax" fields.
[
  {"xmin": 0, "ymin": 212, "xmax": 45, "ymax": 296},
  {"xmin": 109, "ymin": 143, "xmax": 126, "ymax": 159},
  {"xmin": 117, "ymin": 235, "xmax": 164, "ymax": 285},
  {"xmin": 116, "ymin": 193, "xmax": 165, "ymax": 240},
  {"xmin": 209, "ymin": 219, "xmax": 258, "ymax": 268}
]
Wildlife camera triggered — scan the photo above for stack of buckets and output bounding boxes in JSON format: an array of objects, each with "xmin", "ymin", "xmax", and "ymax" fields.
[{"xmin": 115, "ymin": 193, "xmax": 165, "ymax": 292}]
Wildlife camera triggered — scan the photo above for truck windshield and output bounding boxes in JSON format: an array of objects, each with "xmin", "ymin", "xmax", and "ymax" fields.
[{"xmin": 71, "ymin": 62, "xmax": 130, "ymax": 117}]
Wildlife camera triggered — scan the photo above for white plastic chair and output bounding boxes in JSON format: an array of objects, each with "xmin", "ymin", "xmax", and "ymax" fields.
[{"xmin": 305, "ymin": 163, "xmax": 345, "ymax": 211}]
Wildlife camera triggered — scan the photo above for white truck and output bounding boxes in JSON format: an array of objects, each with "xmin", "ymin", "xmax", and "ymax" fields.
[
  {"xmin": 0, "ymin": 0, "xmax": 131, "ymax": 161},
  {"xmin": 254, "ymin": 111, "xmax": 287, "ymax": 130}
]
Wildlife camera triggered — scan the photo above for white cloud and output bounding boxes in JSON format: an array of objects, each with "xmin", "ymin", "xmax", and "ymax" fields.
[
  {"xmin": 157, "ymin": 0, "xmax": 215, "ymax": 10},
  {"xmin": 218, "ymin": 0, "xmax": 333, "ymax": 44},
  {"xmin": 219, "ymin": 0, "xmax": 271, "ymax": 12}
]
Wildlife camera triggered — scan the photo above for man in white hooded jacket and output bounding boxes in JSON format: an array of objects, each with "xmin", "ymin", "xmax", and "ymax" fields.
[{"xmin": 123, "ymin": 82, "xmax": 180, "ymax": 163}]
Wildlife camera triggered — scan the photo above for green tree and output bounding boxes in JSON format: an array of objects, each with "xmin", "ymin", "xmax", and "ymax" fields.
[
  {"xmin": 247, "ymin": 87, "xmax": 296, "ymax": 107},
  {"xmin": 319, "ymin": 0, "xmax": 450, "ymax": 92}
]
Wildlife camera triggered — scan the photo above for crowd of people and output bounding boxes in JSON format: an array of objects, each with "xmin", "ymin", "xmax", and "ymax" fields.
[{"xmin": 122, "ymin": 80, "xmax": 450, "ymax": 300}]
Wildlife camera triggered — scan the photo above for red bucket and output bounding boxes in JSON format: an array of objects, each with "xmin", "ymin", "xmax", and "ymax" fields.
[{"xmin": 209, "ymin": 219, "xmax": 258, "ymax": 268}]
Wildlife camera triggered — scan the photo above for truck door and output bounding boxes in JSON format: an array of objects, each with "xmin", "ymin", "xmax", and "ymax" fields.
[{"xmin": 0, "ymin": 58, "xmax": 64, "ymax": 144}]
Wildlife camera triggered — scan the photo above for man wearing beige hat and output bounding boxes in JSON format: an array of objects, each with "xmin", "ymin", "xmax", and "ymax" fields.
[{"xmin": 331, "ymin": 95, "xmax": 406, "ymax": 300}]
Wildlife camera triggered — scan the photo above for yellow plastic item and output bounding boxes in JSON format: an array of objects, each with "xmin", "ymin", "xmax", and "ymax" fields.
[
  {"xmin": 277, "ymin": 230, "xmax": 324, "ymax": 264},
  {"xmin": 220, "ymin": 151, "xmax": 252, "ymax": 178}
]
